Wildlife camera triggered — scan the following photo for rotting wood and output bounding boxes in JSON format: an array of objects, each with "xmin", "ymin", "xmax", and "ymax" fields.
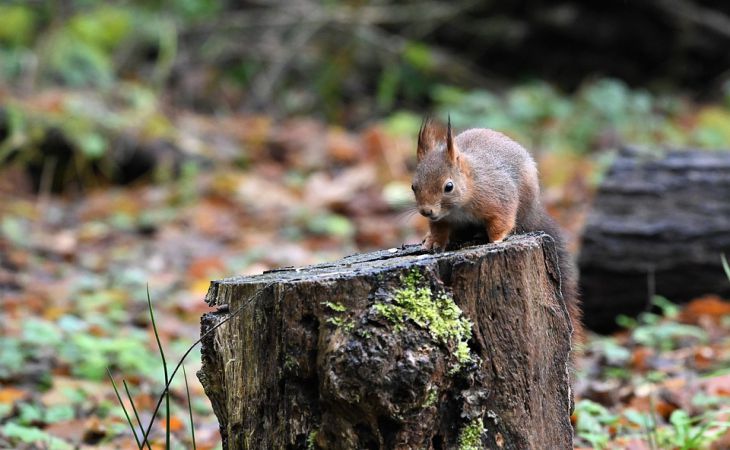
[
  {"xmin": 198, "ymin": 232, "xmax": 574, "ymax": 449},
  {"xmin": 579, "ymin": 148, "xmax": 730, "ymax": 332}
]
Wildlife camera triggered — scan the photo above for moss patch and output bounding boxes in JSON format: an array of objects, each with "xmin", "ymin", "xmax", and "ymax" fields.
[
  {"xmin": 374, "ymin": 269, "xmax": 473, "ymax": 368},
  {"xmin": 459, "ymin": 417, "xmax": 485, "ymax": 450},
  {"xmin": 322, "ymin": 301, "xmax": 353, "ymax": 331},
  {"xmin": 306, "ymin": 430, "xmax": 318, "ymax": 449},
  {"xmin": 423, "ymin": 387, "xmax": 438, "ymax": 408}
]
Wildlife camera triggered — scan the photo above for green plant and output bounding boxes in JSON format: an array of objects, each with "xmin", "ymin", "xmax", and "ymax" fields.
[
  {"xmin": 573, "ymin": 399, "xmax": 618, "ymax": 449},
  {"xmin": 429, "ymin": 78, "xmax": 715, "ymax": 158},
  {"xmin": 619, "ymin": 296, "xmax": 708, "ymax": 351},
  {"xmin": 1, "ymin": 422, "xmax": 72, "ymax": 450},
  {"xmin": 655, "ymin": 409, "xmax": 730, "ymax": 450},
  {"xmin": 109, "ymin": 282, "xmax": 275, "ymax": 448}
]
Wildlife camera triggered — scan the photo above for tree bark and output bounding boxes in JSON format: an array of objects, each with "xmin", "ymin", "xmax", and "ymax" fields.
[
  {"xmin": 579, "ymin": 148, "xmax": 730, "ymax": 333},
  {"xmin": 198, "ymin": 233, "xmax": 574, "ymax": 449}
]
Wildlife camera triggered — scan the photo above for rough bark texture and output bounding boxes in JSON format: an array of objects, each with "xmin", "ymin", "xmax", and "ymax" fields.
[
  {"xmin": 579, "ymin": 148, "xmax": 730, "ymax": 333},
  {"xmin": 198, "ymin": 233, "xmax": 573, "ymax": 449}
]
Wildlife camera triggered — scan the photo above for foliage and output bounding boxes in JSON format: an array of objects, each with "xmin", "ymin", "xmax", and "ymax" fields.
[
  {"xmin": 0, "ymin": 1, "xmax": 219, "ymax": 87},
  {"xmin": 617, "ymin": 296, "xmax": 708, "ymax": 352},
  {"xmin": 0, "ymin": 317, "xmax": 160, "ymax": 382},
  {"xmin": 0, "ymin": 85, "xmax": 175, "ymax": 189},
  {"xmin": 431, "ymin": 79, "xmax": 730, "ymax": 157},
  {"xmin": 1, "ymin": 422, "xmax": 73, "ymax": 450},
  {"xmin": 573, "ymin": 399, "xmax": 616, "ymax": 449},
  {"xmin": 574, "ymin": 289, "xmax": 730, "ymax": 449},
  {"xmin": 657, "ymin": 409, "xmax": 730, "ymax": 450}
]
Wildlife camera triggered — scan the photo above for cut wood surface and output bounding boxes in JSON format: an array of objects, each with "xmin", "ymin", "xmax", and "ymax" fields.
[
  {"xmin": 579, "ymin": 148, "xmax": 730, "ymax": 332},
  {"xmin": 198, "ymin": 233, "xmax": 574, "ymax": 449}
]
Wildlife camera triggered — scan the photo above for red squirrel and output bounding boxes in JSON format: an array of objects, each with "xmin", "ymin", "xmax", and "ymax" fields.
[{"xmin": 411, "ymin": 118, "xmax": 582, "ymax": 340}]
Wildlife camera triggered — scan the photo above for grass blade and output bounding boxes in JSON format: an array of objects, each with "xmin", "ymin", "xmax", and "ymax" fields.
[
  {"xmin": 146, "ymin": 286, "xmax": 171, "ymax": 449},
  {"xmin": 124, "ymin": 380, "xmax": 151, "ymax": 450},
  {"xmin": 140, "ymin": 282, "xmax": 274, "ymax": 448},
  {"xmin": 108, "ymin": 368, "xmax": 142, "ymax": 449},
  {"xmin": 182, "ymin": 365, "xmax": 197, "ymax": 450},
  {"xmin": 722, "ymin": 254, "xmax": 730, "ymax": 281}
]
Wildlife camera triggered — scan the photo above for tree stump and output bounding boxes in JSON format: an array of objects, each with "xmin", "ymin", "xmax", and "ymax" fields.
[
  {"xmin": 579, "ymin": 148, "xmax": 730, "ymax": 332},
  {"xmin": 198, "ymin": 233, "xmax": 574, "ymax": 449}
]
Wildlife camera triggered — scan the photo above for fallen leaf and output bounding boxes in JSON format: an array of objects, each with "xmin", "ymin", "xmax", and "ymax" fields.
[
  {"xmin": 168, "ymin": 415, "xmax": 185, "ymax": 432},
  {"xmin": 702, "ymin": 374, "xmax": 730, "ymax": 397},
  {"xmin": 631, "ymin": 347, "xmax": 653, "ymax": 371},
  {"xmin": 326, "ymin": 128, "xmax": 362, "ymax": 164},
  {"xmin": 613, "ymin": 437, "xmax": 652, "ymax": 450},
  {"xmin": 0, "ymin": 387, "xmax": 30, "ymax": 404},
  {"xmin": 187, "ymin": 256, "xmax": 226, "ymax": 279},
  {"xmin": 681, "ymin": 295, "xmax": 730, "ymax": 324}
]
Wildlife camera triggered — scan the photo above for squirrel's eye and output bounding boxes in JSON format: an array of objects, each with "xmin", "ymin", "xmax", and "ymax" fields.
[{"xmin": 444, "ymin": 181, "xmax": 454, "ymax": 193}]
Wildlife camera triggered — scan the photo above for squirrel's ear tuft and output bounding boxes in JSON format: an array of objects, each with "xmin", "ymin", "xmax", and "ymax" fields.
[
  {"xmin": 417, "ymin": 116, "xmax": 436, "ymax": 162},
  {"xmin": 446, "ymin": 114, "xmax": 458, "ymax": 164}
]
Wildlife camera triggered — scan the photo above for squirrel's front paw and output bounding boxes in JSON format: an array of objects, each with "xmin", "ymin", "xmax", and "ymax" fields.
[{"xmin": 422, "ymin": 233, "xmax": 448, "ymax": 252}]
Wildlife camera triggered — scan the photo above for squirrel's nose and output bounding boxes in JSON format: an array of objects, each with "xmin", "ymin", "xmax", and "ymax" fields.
[{"xmin": 419, "ymin": 208, "xmax": 434, "ymax": 218}]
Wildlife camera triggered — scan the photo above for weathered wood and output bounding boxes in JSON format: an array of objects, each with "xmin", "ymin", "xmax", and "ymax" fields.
[
  {"xmin": 578, "ymin": 148, "xmax": 730, "ymax": 333},
  {"xmin": 198, "ymin": 233, "xmax": 574, "ymax": 449}
]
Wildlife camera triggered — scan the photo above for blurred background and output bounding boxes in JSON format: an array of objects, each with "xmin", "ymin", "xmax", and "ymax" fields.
[{"xmin": 1, "ymin": 1, "xmax": 730, "ymax": 448}]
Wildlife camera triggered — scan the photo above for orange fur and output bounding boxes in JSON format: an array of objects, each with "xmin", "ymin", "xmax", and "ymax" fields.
[{"xmin": 411, "ymin": 120, "xmax": 583, "ymax": 345}]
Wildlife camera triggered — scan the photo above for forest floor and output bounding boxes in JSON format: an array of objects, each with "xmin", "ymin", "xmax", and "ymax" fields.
[{"xmin": 1, "ymin": 97, "xmax": 730, "ymax": 449}]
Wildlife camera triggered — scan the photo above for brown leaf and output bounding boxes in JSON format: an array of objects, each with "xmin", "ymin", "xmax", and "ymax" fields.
[
  {"xmin": 0, "ymin": 387, "xmax": 30, "ymax": 404},
  {"xmin": 702, "ymin": 374, "xmax": 730, "ymax": 397},
  {"xmin": 168, "ymin": 415, "xmax": 185, "ymax": 432},
  {"xmin": 680, "ymin": 295, "xmax": 730, "ymax": 324},
  {"xmin": 630, "ymin": 347, "xmax": 654, "ymax": 371},
  {"xmin": 187, "ymin": 257, "xmax": 226, "ymax": 279},
  {"xmin": 45, "ymin": 418, "xmax": 91, "ymax": 443},
  {"xmin": 304, "ymin": 165, "xmax": 376, "ymax": 210},
  {"xmin": 613, "ymin": 437, "xmax": 653, "ymax": 450},
  {"xmin": 326, "ymin": 128, "xmax": 363, "ymax": 164}
]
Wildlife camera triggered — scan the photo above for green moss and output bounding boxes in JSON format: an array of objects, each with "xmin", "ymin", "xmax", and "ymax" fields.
[
  {"xmin": 459, "ymin": 417, "xmax": 485, "ymax": 450},
  {"xmin": 307, "ymin": 430, "xmax": 318, "ymax": 449},
  {"xmin": 326, "ymin": 316, "xmax": 354, "ymax": 331},
  {"xmin": 423, "ymin": 387, "xmax": 438, "ymax": 408},
  {"xmin": 322, "ymin": 301, "xmax": 354, "ymax": 331},
  {"xmin": 375, "ymin": 269, "xmax": 474, "ymax": 369},
  {"xmin": 322, "ymin": 301, "xmax": 347, "ymax": 313}
]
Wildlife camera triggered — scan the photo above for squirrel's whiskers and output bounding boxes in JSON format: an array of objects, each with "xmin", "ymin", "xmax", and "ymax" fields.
[{"xmin": 395, "ymin": 204, "xmax": 420, "ymax": 223}]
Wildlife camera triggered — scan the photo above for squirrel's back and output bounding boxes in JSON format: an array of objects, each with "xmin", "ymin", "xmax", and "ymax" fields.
[
  {"xmin": 457, "ymin": 128, "xmax": 582, "ymax": 340},
  {"xmin": 456, "ymin": 128, "xmax": 542, "ymax": 230}
]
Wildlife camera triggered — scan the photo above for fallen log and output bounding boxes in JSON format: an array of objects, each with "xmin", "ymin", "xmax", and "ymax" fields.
[
  {"xmin": 579, "ymin": 148, "xmax": 730, "ymax": 333},
  {"xmin": 198, "ymin": 233, "xmax": 574, "ymax": 449}
]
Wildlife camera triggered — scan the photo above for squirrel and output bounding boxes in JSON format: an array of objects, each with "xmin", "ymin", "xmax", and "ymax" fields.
[{"xmin": 411, "ymin": 118, "xmax": 582, "ymax": 341}]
